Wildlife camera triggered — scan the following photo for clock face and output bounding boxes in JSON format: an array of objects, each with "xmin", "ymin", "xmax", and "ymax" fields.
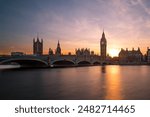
[{"xmin": 101, "ymin": 41, "xmax": 104, "ymax": 44}]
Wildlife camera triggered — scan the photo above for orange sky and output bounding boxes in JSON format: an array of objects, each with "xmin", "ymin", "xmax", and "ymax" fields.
[{"xmin": 1, "ymin": 0, "xmax": 150, "ymax": 56}]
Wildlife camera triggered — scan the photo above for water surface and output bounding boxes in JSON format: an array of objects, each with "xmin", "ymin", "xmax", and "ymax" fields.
[{"xmin": 0, "ymin": 65, "xmax": 150, "ymax": 100}]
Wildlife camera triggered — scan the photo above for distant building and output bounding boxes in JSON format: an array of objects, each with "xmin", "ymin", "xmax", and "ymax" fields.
[
  {"xmin": 76, "ymin": 48, "xmax": 91, "ymax": 58},
  {"xmin": 11, "ymin": 52, "xmax": 25, "ymax": 56},
  {"xmin": 111, "ymin": 56, "xmax": 119, "ymax": 64},
  {"xmin": 147, "ymin": 47, "xmax": 150, "ymax": 63},
  {"xmin": 68, "ymin": 52, "xmax": 71, "ymax": 55},
  {"xmin": 33, "ymin": 37, "xmax": 43, "ymax": 55},
  {"xmin": 55, "ymin": 40, "xmax": 61, "ymax": 56},
  {"xmin": 75, "ymin": 48, "xmax": 99, "ymax": 62},
  {"xmin": 100, "ymin": 31, "xmax": 107, "ymax": 62},
  {"xmin": 49, "ymin": 48, "xmax": 54, "ymax": 55},
  {"xmin": 119, "ymin": 48, "xmax": 143, "ymax": 64},
  {"xmin": 91, "ymin": 51, "xmax": 94, "ymax": 56}
]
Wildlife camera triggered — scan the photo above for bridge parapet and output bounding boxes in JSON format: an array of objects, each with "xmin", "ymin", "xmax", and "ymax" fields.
[
  {"xmin": 0, "ymin": 54, "xmax": 101, "ymax": 67},
  {"xmin": 49, "ymin": 55, "xmax": 76, "ymax": 64},
  {"xmin": 49, "ymin": 55, "xmax": 100, "ymax": 65},
  {"xmin": 0, "ymin": 55, "xmax": 49, "ymax": 67}
]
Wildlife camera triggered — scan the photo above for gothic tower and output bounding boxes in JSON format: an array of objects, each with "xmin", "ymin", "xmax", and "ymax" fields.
[
  {"xmin": 55, "ymin": 40, "xmax": 61, "ymax": 56},
  {"xmin": 100, "ymin": 31, "xmax": 107, "ymax": 61},
  {"xmin": 33, "ymin": 36, "xmax": 43, "ymax": 55}
]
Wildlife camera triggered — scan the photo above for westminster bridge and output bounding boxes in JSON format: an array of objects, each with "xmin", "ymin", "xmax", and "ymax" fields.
[{"xmin": 0, "ymin": 54, "xmax": 104, "ymax": 68}]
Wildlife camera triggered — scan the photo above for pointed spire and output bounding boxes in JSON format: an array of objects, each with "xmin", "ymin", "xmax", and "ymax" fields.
[
  {"xmin": 102, "ymin": 29, "xmax": 105, "ymax": 38},
  {"xmin": 37, "ymin": 32, "xmax": 40, "ymax": 42},
  {"xmin": 57, "ymin": 40, "xmax": 60, "ymax": 47},
  {"xmin": 132, "ymin": 47, "xmax": 134, "ymax": 51},
  {"xmin": 56, "ymin": 40, "xmax": 61, "ymax": 55}
]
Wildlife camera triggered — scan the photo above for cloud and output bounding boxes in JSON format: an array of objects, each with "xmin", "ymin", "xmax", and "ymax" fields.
[
  {"xmin": 22, "ymin": 0, "xmax": 150, "ymax": 52},
  {"xmin": 1, "ymin": 0, "xmax": 150, "ymax": 54},
  {"xmin": 137, "ymin": 0, "xmax": 150, "ymax": 15},
  {"xmin": 130, "ymin": 0, "xmax": 140, "ymax": 5}
]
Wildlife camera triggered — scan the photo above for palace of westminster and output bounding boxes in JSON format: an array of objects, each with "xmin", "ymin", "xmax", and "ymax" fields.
[
  {"xmin": 3, "ymin": 31, "xmax": 150, "ymax": 64},
  {"xmin": 31, "ymin": 31, "xmax": 150, "ymax": 64}
]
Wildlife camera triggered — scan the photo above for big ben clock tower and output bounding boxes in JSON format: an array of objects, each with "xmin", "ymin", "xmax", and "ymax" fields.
[{"xmin": 100, "ymin": 31, "xmax": 107, "ymax": 62}]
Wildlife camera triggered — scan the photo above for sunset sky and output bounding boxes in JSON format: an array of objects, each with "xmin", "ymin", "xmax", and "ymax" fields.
[{"xmin": 0, "ymin": 0, "xmax": 150, "ymax": 56}]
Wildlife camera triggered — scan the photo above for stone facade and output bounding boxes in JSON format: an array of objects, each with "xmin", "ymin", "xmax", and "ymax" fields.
[
  {"xmin": 147, "ymin": 48, "xmax": 150, "ymax": 63},
  {"xmin": 100, "ymin": 31, "xmax": 107, "ymax": 62},
  {"xmin": 33, "ymin": 37, "xmax": 43, "ymax": 55},
  {"xmin": 119, "ymin": 48, "xmax": 143, "ymax": 64},
  {"xmin": 55, "ymin": 41, "xmax": 61, "ymax": 56}
]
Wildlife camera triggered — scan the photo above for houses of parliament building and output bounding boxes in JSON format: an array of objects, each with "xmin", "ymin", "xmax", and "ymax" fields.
[
  {"xmin": 32, "ymin": 31, "xmax": 107, "ymax": 62},
  {"xmin": 32, "ymin": 31, "xmax": 150, "ymax": 64}
]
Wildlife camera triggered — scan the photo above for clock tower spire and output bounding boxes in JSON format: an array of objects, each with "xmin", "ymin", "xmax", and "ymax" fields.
[{"xmin": 100, "ymin": 30, "xmax": 107, "ymax": 62}]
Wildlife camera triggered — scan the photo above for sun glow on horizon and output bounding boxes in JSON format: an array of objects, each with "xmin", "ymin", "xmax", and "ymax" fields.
[{"xmin": 108, "ymin": 48, "xmax": 120, "ymax": 57}]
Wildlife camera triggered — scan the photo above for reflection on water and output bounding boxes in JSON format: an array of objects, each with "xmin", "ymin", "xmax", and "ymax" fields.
[
  {"xmin": 101, "ymin": 66, "xmax": 106, "ymax": 73},
  {"xmin": 105, "ymin": 66, "xmax": 122, "ymax": 99},
  {"xmin": 0, "ymin": 65, "xmax": 150, "ymax": 99}
]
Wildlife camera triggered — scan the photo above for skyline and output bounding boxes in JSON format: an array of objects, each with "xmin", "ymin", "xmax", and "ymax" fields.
[{"xmin": 1, "ymin": 0, "xmax": 150, "ymax": 56}]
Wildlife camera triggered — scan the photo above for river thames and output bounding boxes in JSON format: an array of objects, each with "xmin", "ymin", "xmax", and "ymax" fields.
[{"xmin": 0, "ymin": 65, "xmax": 150, "ymax": 100}]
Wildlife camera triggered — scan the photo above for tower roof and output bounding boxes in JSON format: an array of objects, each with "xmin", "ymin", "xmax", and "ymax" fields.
[
  {"xmin": 101, "ymin": 30, "xmax": 106, "ymax": 42},
  {"xmin": 57, "ymin": 40, "xmax": 60, "ymax": 47},
  {"xmin": 102, "ymin": 30, "xmax": 105, "ymax": 38}
]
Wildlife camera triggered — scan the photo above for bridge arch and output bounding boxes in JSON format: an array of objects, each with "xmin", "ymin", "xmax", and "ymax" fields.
[
  {"xmin": 93, "ymin": 61, "xmax": 100, "ymax": 65},
  {"xmin": 0, "ymin": 58, "xmax": 48, "ymax": 68},
  {"xmin": 51, "ymin": 59, "xmax": 75, "ymax": 67},
  {"xmin": 77, "ymin": 61, "xmax": 91, "ymax": 65}
]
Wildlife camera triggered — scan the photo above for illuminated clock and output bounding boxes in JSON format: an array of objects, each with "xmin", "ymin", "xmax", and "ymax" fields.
[{"xmin": 101, "ymin": 41, "xmax": 104, "ymax": 44}]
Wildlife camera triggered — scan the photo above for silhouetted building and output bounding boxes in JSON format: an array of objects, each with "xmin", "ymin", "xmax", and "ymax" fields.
[
  {"xmin": 49, "ymin": 48, "xmax": 53, "ymax": 55},
  {"xmin": 100, "ymin": 31, "xmax": 107, "ymax": 62},
  {"xmin": 119, "ymin": 48, "xmax": 143, "ymax": 64},
  {"xmin": 68, "ymin": 52, "xmax": 71, "ymax": 55},
  {"xmin": 55, "ymin": 40, "xmax": 61, "ymax": 55},
  {"xmin": 91, "ymin": 51, "xmax": 94, "ymax": 56},
  {"xmin": 33, "ymin": 37, "xmax": 43, "ymax": 55},
  {"xmin": 111, "ymin": 56, "xmax": 119, "ymax": 64},
  {"xmin": 76, "ymin": 48, "xmax": 90, "ymax": 58},
  {"xmin": 75, "ymin": 48, "xmax": 99, "ymax": 61},
  {"xmin": 147, "ymin": 47, "xmax": 150, "ymax": 63}
]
